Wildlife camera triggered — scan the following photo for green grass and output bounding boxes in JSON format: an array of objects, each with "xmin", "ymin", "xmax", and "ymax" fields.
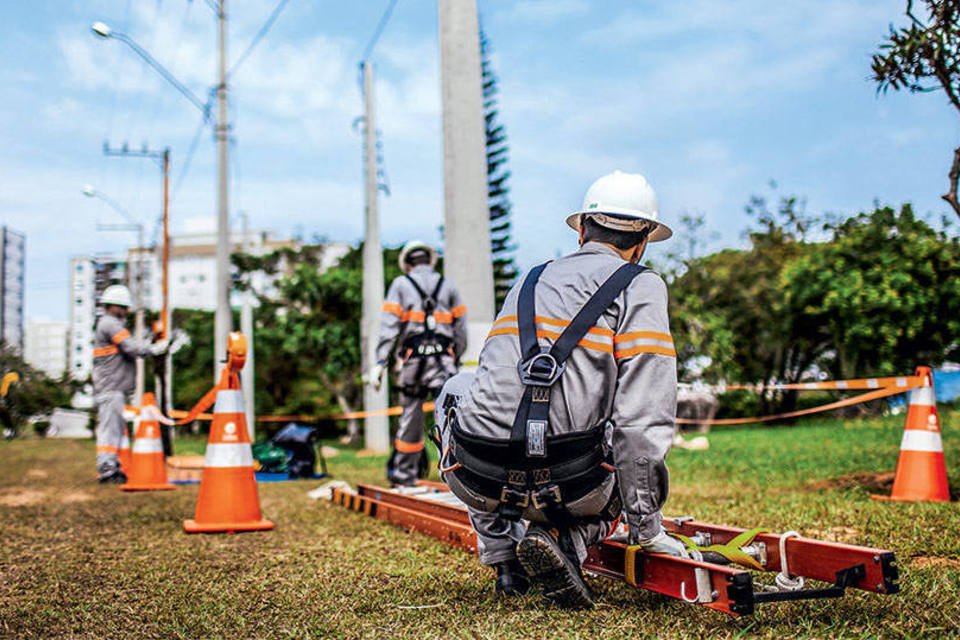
[{"xmin": 1, "ymin": 412, "xmax": 958, "ymax": 639}]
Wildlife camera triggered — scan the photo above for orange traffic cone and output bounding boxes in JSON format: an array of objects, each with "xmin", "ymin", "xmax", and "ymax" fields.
[
  {"xmin": 118, "ymin": 429, "xmax": 132, "ymax": 474},
  {"xmin": 184, "ymin": 333, "xmax": 273, "ymax": 533},
  {"xmin": 873, "ymin": 367, "xmax": 950, "ymax": 502},
  {"xmin": 122, "ymin": 393, "xmax": 175, "ymax": 491}
]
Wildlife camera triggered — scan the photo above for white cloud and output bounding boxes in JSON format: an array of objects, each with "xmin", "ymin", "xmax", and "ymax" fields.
[{"xmin": 498, "ymin": 0, "xmax": 590, "ymax": 24}]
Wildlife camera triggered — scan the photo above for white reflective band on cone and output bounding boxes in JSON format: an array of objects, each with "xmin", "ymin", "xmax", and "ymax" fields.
[
  {"xmin": 214, "ymin": 390, "xmax": 244, "ymax": 414},
  {"xmin": 204, "ymin": 443, "xmax": 254, "ymax": 468},
  {"xmin": 900, "ymin": 430, "xmax": 943, "ymax": 452},
  {"xmin": 909, "ymin": 385, "xmax": 936, "ymax": 407},
  {"xmin": 133, "ymin": 438, "xmax": 164, "ymax": 454}
]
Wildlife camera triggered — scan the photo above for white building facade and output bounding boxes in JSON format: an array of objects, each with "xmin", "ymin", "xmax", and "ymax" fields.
[
  {"xmin": 24, "ymin": 319, "xmax": 68, "ymax": 378},
  {"xmin": 68, "ymin": 219, "xmax": 348, "ymax": 381},
  {"xmin": 1, "ymin": 226, "xmax": 25, "ymax": 351}
]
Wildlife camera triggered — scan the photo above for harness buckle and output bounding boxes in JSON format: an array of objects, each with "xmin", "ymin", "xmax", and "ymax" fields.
[
  {"xmin": 531, "ymin": 485, "xmax": 563, "ymax": 510},
  {"xmin": 500, "ymin": 487, "xmax": 530, "ymax": 509},
  {"xmin": 518, "ymin": 351, "xmax": 566, "ymax": 387}
]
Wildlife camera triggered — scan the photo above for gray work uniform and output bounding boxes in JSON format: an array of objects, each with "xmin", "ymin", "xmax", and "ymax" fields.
[
  {"xmin": 92, "ymin": 313, "xmax": 151, "ymax": 479},
  {"xmin": 376, "ymin": 264, "xmax": 467, "ymax": 485},
  {"xmin": 436, "ymin": 242, "xmax": 677, "ymax": 565}
]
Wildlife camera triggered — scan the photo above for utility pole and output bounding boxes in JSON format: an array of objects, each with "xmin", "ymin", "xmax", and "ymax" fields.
[
  {"xmin": 360, "ymin": 61, "xmax": 390, "ymax": 453},
  {"xmin": 239, "ymin": 211, "xmax": 256, "ymax": 441},
  {"xmin": 214, "ymin": 0, "xmax": 232, "ymax": 381},
  {"xmin": 102, "ymin": 143, "xmax": 172, "ymax": 406},
  {"xmin": 437, "ymin": 0, "xmax": 494, "ymax": 364}
]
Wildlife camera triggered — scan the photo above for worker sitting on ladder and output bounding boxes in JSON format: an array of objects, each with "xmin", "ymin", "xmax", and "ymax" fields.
[
  {"xmin": 435, "ymin": 171, "xmax": 688, "ymax": 608},
  {"xmin": 93, "ymin": 285, "xmax": 169, "ymax": 484},
  {"xmin": 368, "ymin": 240, "xmax": 467, "ymax": 487}
]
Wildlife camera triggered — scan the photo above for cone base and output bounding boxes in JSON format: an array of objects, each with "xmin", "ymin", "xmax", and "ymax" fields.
[
  {"xmin": 870, "ymin": 493, "xmax": 950, "ymax": 503},
  {"xmin": 122, "ymin": 483, "xmax": 176, "ymax": 492},
  {"xmin": 182, "ymin": 518, "xmax": 275, "ymax": 534}
]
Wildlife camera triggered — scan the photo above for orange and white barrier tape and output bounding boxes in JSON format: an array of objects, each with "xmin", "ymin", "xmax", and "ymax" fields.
[{"xmin": 164, "ymin": 373, "xmax": 926, "ymax": 428}]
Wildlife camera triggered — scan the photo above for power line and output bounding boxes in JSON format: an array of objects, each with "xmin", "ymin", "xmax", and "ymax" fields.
[
  {"xmin": 361, "ymin": 0, "xmax": 399, "ymax": 62},
  {"xmin": 228, "ymin": 0, "xmax": 293, "ymax": 79}
]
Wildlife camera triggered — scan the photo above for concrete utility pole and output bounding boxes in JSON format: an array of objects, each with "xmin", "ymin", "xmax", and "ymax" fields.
[
  {"xmin": 437, "ymin": 0, "xmax": 495, "ymax": 363},
  {"xmin": 239, "ymin": 211, "xmax": 256, "ymax": 440},
  {"xmin": 214, "ymin": 0, "xmax": 232, "ymax": 381},
  {"xmin": 360, "ymin": 61, "xmax": 390, "ymax": 452}
]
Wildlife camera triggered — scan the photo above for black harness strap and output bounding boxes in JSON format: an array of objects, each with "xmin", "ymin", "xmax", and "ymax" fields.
[{"xmin": 510, "ymin": 262, "xmax": 646, "ymax": 458}]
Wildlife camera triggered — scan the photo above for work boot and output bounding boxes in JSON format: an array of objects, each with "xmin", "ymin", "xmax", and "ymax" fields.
[
  {"xmin": 517, "ymin": 525, "xmax": 593, "ymax": 609},
  {"xmin": 494, "ymin": 559, "xmax": 530, "ymax": 596},
  {"xmin": 98, "ymin": 470, "xmax": 127, "ymax": 485}
]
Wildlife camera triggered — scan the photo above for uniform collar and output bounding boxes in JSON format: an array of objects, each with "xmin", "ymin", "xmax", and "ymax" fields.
[
  {"xmin": 409, "ymin": 264, "xmax": 435, "ymax": 275},
  {"xmin": 576, "ymin": 241, "xmax": 623, "ymax": 259}
]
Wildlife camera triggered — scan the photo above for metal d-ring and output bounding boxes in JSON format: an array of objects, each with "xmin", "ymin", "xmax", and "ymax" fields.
[
  {"xmin": 680, "ymin": 581, "xmax": 698, "ymax": 603},
  {"xmin": 524, "ymin": 352, "xmax": 559, "ymax": 381}
]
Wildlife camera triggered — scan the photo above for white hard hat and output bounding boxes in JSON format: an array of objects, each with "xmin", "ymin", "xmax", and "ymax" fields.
[
  {"xmin": 100, "ymin": 284, "xmax": 132, "ymax": 308},
  {"xmin": 398, "ymin": 240, "xmax": 437, "ymax": 273},
  {"xmin": 566, "ymin": 170, "xmax": 672, "ymax": 242}
]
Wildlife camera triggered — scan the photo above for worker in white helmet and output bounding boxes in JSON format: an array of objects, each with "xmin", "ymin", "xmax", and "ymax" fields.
[
  {"xmin": 367, "ymin": 240, "xmax": 467, "ymax": 486},
  {"xmin": 434, "ymin": 171, "xmax": 686, "ymax": 607},
  {"xmin": 92, "ymin": 284, "xmax": 169, "ymax": 483}
]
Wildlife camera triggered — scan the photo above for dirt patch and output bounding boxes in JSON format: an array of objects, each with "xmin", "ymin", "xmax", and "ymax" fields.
[
  {"xmin": 911, "ymin": 556, "xmax": 960, "ymax": 570},
  {"xmin": 808, "ymin": 472, "xmax": 895, "ymax": 493},
  {"xmin": 25, "ymin": 469, "xmax": 49, "ymax": 479},
  {"xmin": 0, "ymin": 488, "xmax": 47, "ymax": 507},
  {"xmin": 60, "ymin": 490, "xmax": 93, "ymax": 504}
]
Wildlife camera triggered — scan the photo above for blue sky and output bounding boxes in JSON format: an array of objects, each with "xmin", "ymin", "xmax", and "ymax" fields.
[{"xmin": 0, "ymin": 0, "xmax": 956, "ymax": 321}]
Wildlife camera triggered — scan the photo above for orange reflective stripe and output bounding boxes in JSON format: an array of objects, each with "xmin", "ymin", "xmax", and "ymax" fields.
[
  {"xmin": 399, "ymin": 310, "xmax": 455, "ymax": 324},
  {"xmin": 394, "ymin": 439, "xmax": 424, "ymax": 454},
  {"xmin": 96, "ymin": 445, "xmax": 119, "ymax": 454},
  {"xmin": 614, "ymin": 344, "xmax": 677, "ymax": 359},
  {"xmin": 614, "ymin": 330, "xmax": 673, "ymax": 344},
  {"xmin": 382, "ymin": 302, "xmax": 404, "ymax": 316},
  {"xmin": 451, "ymin": 305, "xmax": 467, "ymax": 318},
  {"xmin": 489, "ymin": 314, "xmax": 613, "ymax": 337},
  {"xmin": 485, "ymin": 327, "xmax": 613, "ymax": 354},
  {"xmin": 111, "ymin": 329, "xmax": 131, "ymax": 345},
  {"xmin": 402, "ymin": 310, "xmax": 426, "ymax": 323},
  {"xmin": 93, "ymin": 345, "xmax": 119, "ymax": 358}
]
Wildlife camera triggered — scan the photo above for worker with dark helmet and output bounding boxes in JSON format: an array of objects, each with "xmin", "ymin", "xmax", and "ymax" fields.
[
  {"xmin": 434, "ymin": 171, "xmax": 686, "ymax": 608},
  {"xmin": 367, "ymin": 241, "xmax": 467, "ymax": 486}
]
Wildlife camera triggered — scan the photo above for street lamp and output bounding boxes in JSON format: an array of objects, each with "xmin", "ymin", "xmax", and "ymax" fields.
[
  {"xmin": 91, "ymin": 13, "xmax": 230, "ymax": 382},
  {"xmin": 83, "ymin": 185, "xmax": 147, "ymax": 404}
]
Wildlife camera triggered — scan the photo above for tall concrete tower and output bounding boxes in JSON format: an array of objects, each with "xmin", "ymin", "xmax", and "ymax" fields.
[
  {"xmin": 438, "ymin": 0, "xmax": 495, "ymax": 362},
  {"xmin": 360, "ymin": 61, "xmax": 390, "ymax": 452}
]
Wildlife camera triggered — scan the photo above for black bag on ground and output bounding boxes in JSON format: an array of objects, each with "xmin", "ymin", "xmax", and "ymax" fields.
[{"xmin": 272, "ymin": 423, "xmax": 322, "ymax": 479}]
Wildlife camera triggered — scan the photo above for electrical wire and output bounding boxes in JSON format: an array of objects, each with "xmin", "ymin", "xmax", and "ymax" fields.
[
  {"xmin": 227, "ymin": 0, "xmax": 293, "ymax": 79},
  {"xmin": 360, "ymin": 0, "xmax": 399, "ymax": 62}
]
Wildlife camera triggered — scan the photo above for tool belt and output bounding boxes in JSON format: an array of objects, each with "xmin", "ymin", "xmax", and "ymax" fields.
[{"xmin": 448, "ymin": 413, "xmax": 612, "ymax": 521}]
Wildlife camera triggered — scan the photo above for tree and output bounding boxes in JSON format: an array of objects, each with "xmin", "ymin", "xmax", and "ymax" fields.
[
  {"xmin": 783, "ymin": 204, "xmax": 960, "ymax": 378},
  {"xmin": 480, "ymin": 28, "xmax": 519, "ymax": 309},
  {"xmin": 668, "ymin": 190, "xmax": 825, "ymax": 413},
  {"xmin": 0, "ymin": 346, "xmax": 72, "ymax": 437},
  {"xmin": 872, "ymin": 0, "xmax": 960, "ymax": 219}
]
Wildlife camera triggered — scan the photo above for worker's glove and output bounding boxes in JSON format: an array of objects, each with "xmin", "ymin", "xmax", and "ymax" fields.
[
  {"xmin": 636, "ymin": 529, "xmax": 690, "ymax": 559},
  {"xmin": 364, "ymin": 363, "xmax": 386, "ymax": 391},
  {"xmin": 149, "ymin": 339, "xmax": 170, "ymax": 357}
]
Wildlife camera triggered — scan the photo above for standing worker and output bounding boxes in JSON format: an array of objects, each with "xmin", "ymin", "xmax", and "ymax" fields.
[
  {"xmin": 435, "ymin": 171, "xmax": 687, "ymax": 608},
  {"xmin": 367, "ymin": 240, "xmax": 467, "ymax": 486},
  {"xmin": 93, "ymin": 285, "xmax": 168, "ymax": 483}
]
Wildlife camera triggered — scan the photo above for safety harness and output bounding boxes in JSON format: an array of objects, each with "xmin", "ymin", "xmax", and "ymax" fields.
[
  {"xmin": 400, "ymin": 274, "xmax": 452, "ymax": 399},
  {"xmin": 450, "ymin": 261, "xmax": 646, "ymax": 522}
]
